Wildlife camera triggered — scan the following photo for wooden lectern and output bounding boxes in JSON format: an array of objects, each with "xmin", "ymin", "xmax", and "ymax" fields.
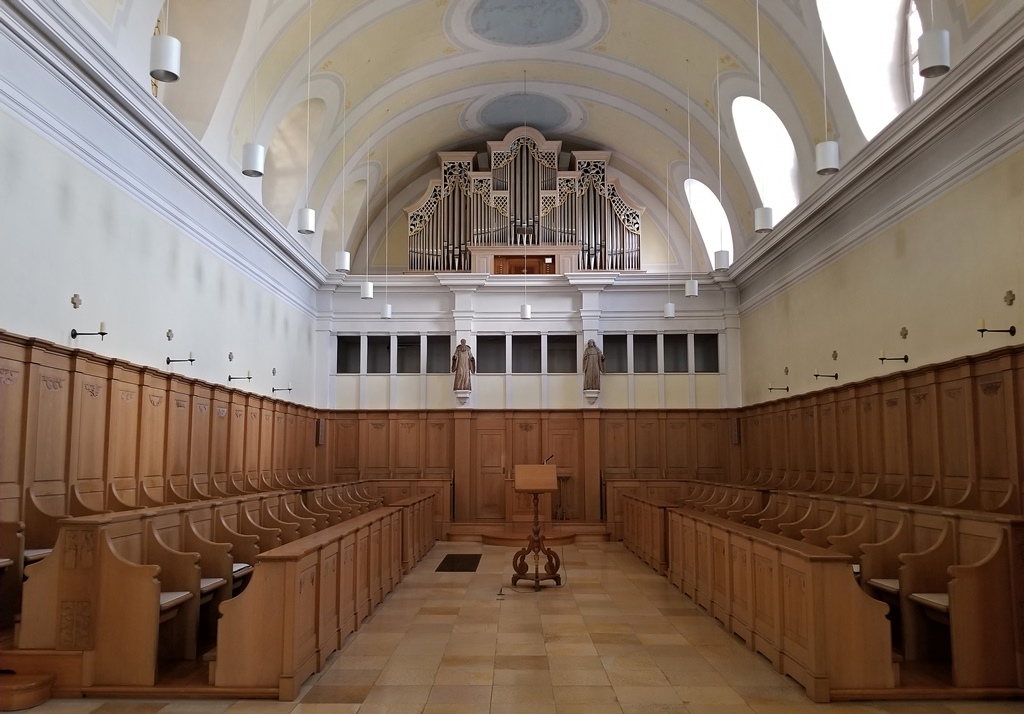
[{"xmin": 511, "ymin": 465, "xmax": 562, "ymax": 591}]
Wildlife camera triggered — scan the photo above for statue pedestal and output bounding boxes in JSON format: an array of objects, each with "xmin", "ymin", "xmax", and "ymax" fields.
[
  {"xmin": 454, "ymin": 389, "xmax": 471, "ymax": 406},
  {"xmin": 583, "ymin": 389, "xmax": 600, "ymax": 406}
]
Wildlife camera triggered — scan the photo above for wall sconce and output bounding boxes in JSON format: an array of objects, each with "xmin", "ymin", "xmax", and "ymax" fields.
[
  {"xmin": 977, "ymin": 319, "xmax": 1016, "ymax": 337},
  {"xmin": 71, "ymin": 322, "xmax": 107, "ymax": 340},
  {"xmin": 767, "ymin": 384, "xmax": 789, "ymax": 393},
  {"xmin": 813, "ymin": 370, "xmax": 838, "ymax": 380},
  {"xmin": 878, "ymin": 350, "xmax": 908, "ymax": 363},
  {"xmin": 167, "ymin": 352, "xmax": 195, "ymax": 366},
  {"xmin": 228, "ymin": 370, "xmax": 252, "ymax": 382},
  {"xmin": 272, "ymin": 383, "xmax": 293, "ymax": 394}
]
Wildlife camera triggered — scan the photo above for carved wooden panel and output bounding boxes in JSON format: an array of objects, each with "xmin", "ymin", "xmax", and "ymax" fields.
[
  {"xmin": 634, "ymin": 415, "xmax": 660, "ymax": 473},
  {"xmin": 226, "ymin": 394, "xmax": 246, "ymax": 485},
  {"xmin": 244, "ymin": 402, "xmax": 260, "ymax": 476},
  {"xmin": 549, "ymin": 424, "xmax": 580, "ymax": 518},
  {"xmin": 512, "ymin": 417, "xmax": 541, "ymax": 466},
  {"xmin": 938, "ymin": 380, "xmax": 971, "ymax": 505},
  {"xmin": 259, "ymin": 406, "xmax": 274, "ymax": 473},
  {"xmin": 190, "ymin": 391, "xmax": 211, "ymax": 489},
  {"xmin": 799, "ymin": 407, "xmax": 815, "ymax": 487},
  {"xmin": 395, "ymin": 418, "xmax": 421, "ymax": 472},
  {"xmin": 786, "ymin": 408, "xmax": 802, "ymax": 480},
  {"xmin": 836, "ymin": 396, "xmax": 858, "ymax": 491},
  {"xmin": 31, "ymin": 361, "xmax": 72, "ymax": 506},
  {"xmin": 0, "ymin": 349, "xmax": 26, "ymax": 520},
  {"xmin": 137, "ymin": 381, "xmax": 167, "ymax": 502},
  {"xmin": 858, "ymin": 392, "xmax": 882, "ymax": 492},
  {"xmin": 272, "ymin": 408, "xmax": 287, "ymax": 471},
  {"xmin": 880, "ymin": 387, "xmax": 909, "ymax": 499},
  {"xmin": 424, "ymin": 418, "xmax": 451, "ymax": 473},
  {"xmin": 601, "ymin": 413, "xmax": 630, "ymax": 477},
  {"xmin": 67, "ymin": 360, "xmax": 107, "ymax": 506},
  {"xmin": 907, "ymin": 384, "xmax": 938, "ymax": 503},
  {"xmin": 364, "ymin": 417, "xmax": 390, "ymax": 476},
  {"xmin": 664, "ymin": 415, "xmax": 691, "ymax": 475},
  {"xmin": 165, "ymin": 383, "xmax": 190, "ymax": 494},
  {"xmin": 107, "ymin": 368, "xmax": 141, "ymax": 501},
  {"xmin": 210, "ymin": 394, "xmax": 230, "ymax": 492},
  {"xmin": 331, "ymin": 418, "xmax": 359, "ymax": 476},
  {"xmin": 818, "ymin": 401, "xmax": 837, "ymax": 489},
  {"xmin": 975, "ymin": 373, "xmax": 1014, "ymax": 510},
  {"xmin": 696, "ymin": 417, "xmax": 723, "ymax": 476},
  {"xmin": 771, "ymin": 410, "xmax": 787, "ymax": 475}
]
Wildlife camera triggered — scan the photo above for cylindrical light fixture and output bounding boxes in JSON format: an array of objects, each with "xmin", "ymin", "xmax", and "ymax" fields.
[
  {"xmin": 919, "ymin": 29, "xmax": 950, "ymax": 78},
  {"xmin": 150, "ymin": 34, "xmax": 181, "ymax": 83},
  {"xmin": 754, "ymin": 206, "xmax": 773, "ymax": 233},
  {"xmin": 360, "ymin": 281, "xmax": 374, "ymax": 300},
  {"xmin": 684, "ymin": 279, "xmax": 699, "ymax": 298},
  {"xmin": 520, "ymin": 304, "xmax": 532, "ymax": 320},
  {"xmin": 297, "ymin": 207, "xmax": 316, "ymax": 235},
  {"xmin": 714, "ymin": 249, "xmax": 731, "ymax": 271},
  {"xmin": 242, "ymin": 142, "xmax": 266, "ymax": 177},
  {"xmin": 815, "ymin": 140, "xmax": 839, "ymax": 175},
  {"xmin": 334, "ymin": 251, "xmax": 351, "ymax": 273},
  {"xmin": 663, "ymin": 302, "xmax": 676, "ymax": 318},
  {"xmin": 381, "ymin": 303, "xmax": 392, "ymax": 319}
]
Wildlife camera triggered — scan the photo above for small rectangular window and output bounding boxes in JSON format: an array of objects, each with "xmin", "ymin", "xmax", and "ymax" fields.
[
  {"xmin": 396, "ymin": 336, "xmax": 420, "ymax": 374},
  {"xmin": 633, "ymin": 334, "xmax": 658, "ymax": 373},
  {"xmin": 694, "ymin": 333, "xmax": 719, "ymax": 373},
  {"xmin": 603, "ymin": 334, "xmax": 627, "ymax": 373},
  {"xmin": 664, "ymin": 334, "xmax": 688, "ymax": 373},
  {"xmin": 426, "ymin": 335, "xmax": 450, "ymax": 374},
  {"xmin": 547, "ymin": 335, "xmax": 577, "ymax": 374},
  {"xmin": 366, "ymin": 336, "xmax": 390, "ymax": 374},
  {"xmin": 512, "ymin": 335, "xmax": 541, "ymax": 373},
  {"xmin": 477, "ymin": 335, "xmax": 506, "ymax": 373},
  {"xmin": 337, "ymin": 336, "xmax": 360, "ymax": 374}
]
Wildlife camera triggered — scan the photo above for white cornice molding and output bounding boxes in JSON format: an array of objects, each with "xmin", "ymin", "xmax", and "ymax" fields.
[
  {"xmin": 0, "ymin": 0, "xmax": 328, "ymax": 304},
  {"xmin": 728, "ymin": 6, "xmax": 1024, "ymax": 314}
]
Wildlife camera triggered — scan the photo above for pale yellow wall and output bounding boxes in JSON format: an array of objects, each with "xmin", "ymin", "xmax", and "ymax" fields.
[
  {"xmin": 547, "ymin": 376, "xmax": 579, "ymax": 409},
  {"xmin": 602, "ymin": 376, "xmax": 630, "ymax": 409},
  {"xmin": 425, "ymin": 375, "xmax": 452, "ymax": 409},
  {"xmin": 394, "ymin": 376, "xmax": 419, "ymax": 410},
  {"xmin": 665, "ymin": 375, "xmax": 691, "ymax": 408},
  {"xmin": 364, "ymin": 376, "xmax": 389, "ymax": 407},
  {"xmin": 333, "ymin": 376, "xmax": 360, "ymax": 409},
  {"xmin": 508, "ymin": 376, "xmax": 542, "ymax": 410},
  {"xmin": 740, "ymin": 145, "xmax": 1024, "ymax": 405},
  {"xmin": 635, "ymin": 375, "xmax": 661, "ymax": 406},
  {"xmin": 694, "ymin": 375, "xmax": 721, "ymax": 409}
]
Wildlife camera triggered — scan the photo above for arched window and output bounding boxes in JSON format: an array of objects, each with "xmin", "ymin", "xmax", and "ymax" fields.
[
  {"xmin": 818, "ymin": 0, "xmax": 904, "ymax": 139},
  {"xmin": 907, "ymin": 1, "xmax": 925, "ymax": 100},
  {"xmin": 683, "ymin": 179, "xmax": 732, "ymax": 266},
  {"xmin": 732, "ymin": 97, "xmax": 798, "ymax": 223}
]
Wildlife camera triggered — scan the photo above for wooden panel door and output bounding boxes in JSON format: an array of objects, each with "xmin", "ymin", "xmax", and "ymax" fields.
[{"xmin": 473, "ymin": 428, "xmax": 506, "ymax": 520}]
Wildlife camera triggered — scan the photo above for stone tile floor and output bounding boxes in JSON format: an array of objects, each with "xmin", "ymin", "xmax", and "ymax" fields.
[{"xmin": 29, "ymin": 541, "xmax": 1024, "ymax": 713}]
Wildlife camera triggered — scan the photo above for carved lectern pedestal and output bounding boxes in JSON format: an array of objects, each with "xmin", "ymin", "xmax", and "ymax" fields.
[{"xmin": 511, "ymin": 465, "xmax": 562, "ymax": 591}]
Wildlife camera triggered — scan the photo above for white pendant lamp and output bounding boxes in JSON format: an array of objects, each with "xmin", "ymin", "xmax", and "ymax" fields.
[
  {"xmin": 663, "ymin": 303, "xmax": 676, "ymax": 319},
  {"xmin": 380, "ymin": 303, "xmax": 392, "ymax": 319},
  {"xmin": 714, "ymin": 49, "xmax": 731, "ymax": 271},
  {"xmin": 753, "ymin": 0, "xmax": 773, "ymax": 232},
  {"xmin": 520, "ymin": 304, "xmax": 532, "ymax": 320},
  {"xmin": 297, "ymin": 207, "xmax": 315, "ymax": 235},
  {"xmin": 334, "ymin": 251, "xmax": 351, "ymax": 273},
  {"xmin": 296, "ymin": 0, "xmax": 315, "ymax": 235},
  {"xmin": 150, "ymin": 3, "xmax": 180, "ymax": 83},
  {"xmin": 242, "ymin": 12, "xmax": 265, "ymax": 177},
  {"xmin": 361, "ymin": 281, "xmax": 373, "ymax": 299},
  {"xmin": 815, "ymin": 24, "xmax": 839, "ymax": 176},
  {"xmin": 242, "ymin": 142, "xmax": 266, "ymax": 177},
  {"xmin": 919, "ymin": 29, "xmax": 950, "ymax": 78},
  {"xmin": 684, "ymin": 61, "xmax": 698, "ymax": 300}
]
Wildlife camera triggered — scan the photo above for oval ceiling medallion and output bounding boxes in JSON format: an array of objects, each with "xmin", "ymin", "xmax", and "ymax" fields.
[
  {"xmin": 480, "ymin": 93, "xmax": 569, "ymax": 133},
  {"xmin": 470, "ymin": 0, "xmax": 584, "ymax": 46}
]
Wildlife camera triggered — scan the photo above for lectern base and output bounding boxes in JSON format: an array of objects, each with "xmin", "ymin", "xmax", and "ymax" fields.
[{"xmin": 510, "ymin": 493, "xmax": 562, "ymax": 591}]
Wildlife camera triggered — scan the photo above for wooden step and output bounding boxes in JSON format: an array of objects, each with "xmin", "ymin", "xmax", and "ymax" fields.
[{"xmin": 0, "ymin": 672, "xmax": 55, "ymax": 711}]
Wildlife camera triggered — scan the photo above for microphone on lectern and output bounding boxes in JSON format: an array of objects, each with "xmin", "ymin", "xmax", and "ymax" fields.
[{"xmin": 544, "ymin": 454, "xmax": 554, "ymax": 464}]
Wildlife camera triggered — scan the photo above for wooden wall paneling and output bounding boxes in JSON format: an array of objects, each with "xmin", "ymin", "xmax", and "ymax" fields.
[
  {"xmin": 136, "ymin": 370, "xmax": 169, "ymax": 505},
  {"xmin": 770, "ymin": 406, "xmax": 787, "ymax": 483},
  {"xmin": 786, "ymin": 406, "xmax": 802, "ymax": 489},
  {"xmin": 209, "ymin": 387, "xmax": 230, "ymax": 496},
  {"xmin": 907, "ymin": 373, "xmax": 941, "ymax": 505},
  {"xmin": 1014, "ymin": 351, "xmax": 1024, "ymax": 514},
  {"xmin": 937, "ymin": 364, "xmax": 976, "ymax": 508},
  {"xmin": 303, "ymin": 408, "xmax": 316, "ymax": 475},
  {"xmin": 633, "ymin": 412, "xmax": 661, "ymax": 479},
  {"xmin": 835, "ymin": 390, "xmax": 859, "ymax": 497},
  {"xmin": 361, "ymin": 412, "xmax": 390, "ymax": 479},
  {"xmin": 164, "ymin": 377, "xmax": 191, "ymax": 501},
  {"xmin": 510, "ymin": 413, "xmax": 543, "ymax": 520},
  {"xmin": 743, "ymin": 410, "xmax": 761, "ymax": 480},
  {"xmin": 879, "ymin": 377, "xmax": 910, "ymax": 501},
  {"xmin": 547, "ymin": 415, "xmax": 581, "ymax": 520},
  {"xmin": 973, "ymin": 354, "xmax": 1019, "ymax": 513},
  {"xmin": 817, "ymin": 395, "xmax": 838, "ymax": 493},
  {"xmin": 189, "ymin": 384, "xmax": 212, "ymax": 497},
  {"xmin": 394, "ymin": 413, "xmax": 422, "ymax": 478},
  {"xmin": 424, "ymin": 414, "xmax": 452, "ymax": 478},
  {"xmin": 799, "ymin": 401, "xmax": 816, "ymax": 491},
  {"xmin": 22, "ymin": 343, "xmax": 73, "ymax": 516},
  {"xmin": 272, "ymin": 404, "xmax": 287, "ymax": 477},
  {"xmin": 696, "ymin": 414, "xmax": 725, "ymax": 481},
  {"xmin": 240, "ymin": 395, "xmax": 259, "ymax": 489},
  {"xmin": 258, "ymin": 400, "xmax": 274, "ymax": 486},
  {"xmin": 226, "ymin": 392, "xmax": 247, "ymax": 492},
  {"xmin": 285, "ymin": 405, "xmax": 299, "ymax": 472},
  {"xmin": 106, "ymin": 362, "xmax": 142, "ymax": 507},
  {"xmin": 330, "ymin": 415, "xmax": 359, "ymax": 481},
  {"xmin": 664, "ymin": 413, "xmax": 692, "ymax": 479},
  {"xmin": 0, "ymin": 336, "xmax": 28, "ymax": 521},
  {"xmin": 471, "ymin": 413, "xmax": 506, "ymax": 520},
  {"xmin": 65, "ymin": 352, "xmax": 107, "ymax": 513},
  {"xmin": 857, "ymin": 384, "xmax": 883, "ymax": 497},
  {"xmin": 601, "ymin": 412, "xmax": 631, "ymax": 479}
]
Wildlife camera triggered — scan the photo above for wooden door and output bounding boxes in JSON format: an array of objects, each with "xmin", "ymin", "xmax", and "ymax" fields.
[{"xmin": 473, "ymin": 428, "xmax": 506, "ymax": 519}]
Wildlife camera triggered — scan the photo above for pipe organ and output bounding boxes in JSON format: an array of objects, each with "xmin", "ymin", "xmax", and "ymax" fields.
[{"xmin": 406, "ymin": 127, "xmax": 644, "ymax": 274}]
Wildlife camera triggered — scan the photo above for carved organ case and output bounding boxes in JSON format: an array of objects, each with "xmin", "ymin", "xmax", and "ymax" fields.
[{"xmin": 406, "ymin": 127, "xmax": 643, "ymax": 274}]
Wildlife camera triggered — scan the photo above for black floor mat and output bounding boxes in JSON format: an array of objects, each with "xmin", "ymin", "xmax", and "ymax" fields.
[{"xmin": 435, "ymin": 554, "xmax": 482, "ymax": 572}]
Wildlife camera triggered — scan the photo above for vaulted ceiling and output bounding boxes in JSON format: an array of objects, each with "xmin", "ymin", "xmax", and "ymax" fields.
[{"xmin": 58, "ymin": 0, "xmax": 1008, "ymax": 276}]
